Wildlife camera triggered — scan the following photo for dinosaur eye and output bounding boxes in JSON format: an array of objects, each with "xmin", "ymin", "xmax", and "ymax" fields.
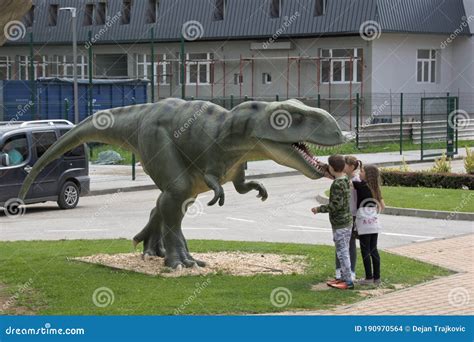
[{"xmin": 292, "ymin": 113, "xmax": 304, "ymax": 125}]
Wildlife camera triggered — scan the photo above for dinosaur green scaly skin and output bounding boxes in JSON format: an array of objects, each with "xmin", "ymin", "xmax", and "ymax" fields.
[{"xmin": 19, "ymin": 98, "xmax": 345, "ymax": 268}]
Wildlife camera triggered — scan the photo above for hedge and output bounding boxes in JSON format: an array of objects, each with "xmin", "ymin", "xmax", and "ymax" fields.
[{"xmin": 381, "ymin": 171, "xmax": 474, "ymax": 190}]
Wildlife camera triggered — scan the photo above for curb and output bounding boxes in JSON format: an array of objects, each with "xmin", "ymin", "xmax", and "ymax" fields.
[{"xmin": 316, "ymin": 192, "xmax": 474, "ymax": 221}]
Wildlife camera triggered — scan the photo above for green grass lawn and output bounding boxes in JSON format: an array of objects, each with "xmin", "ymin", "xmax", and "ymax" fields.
[
  {"xmin": 0, "ymin": 239, "xmax": 450, "ymax": 315},
  {"xmin": 383, "ymin": 186, "xmax": 474, "ymax": 213},
  {"xmin": 89, "ymin": 140, "xmax": 474, "ymax": 165},
  {"xmin": 325, "ymin": 186, "xmax": 473, "ymax": 213}
]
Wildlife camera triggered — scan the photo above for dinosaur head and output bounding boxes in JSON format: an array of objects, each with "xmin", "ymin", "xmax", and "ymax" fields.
[{"xmin": 252, "ymin": 99, "xmax": 346, "ymax": 179}]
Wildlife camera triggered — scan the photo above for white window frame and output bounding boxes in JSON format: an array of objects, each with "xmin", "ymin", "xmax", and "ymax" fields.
[
  {"xmin": 416, "ymin": 49, "xmax": 436, "ymax": 84},
  {"xmin": 185, "ymin": 53, "xmax": 212, "ymax": 85},
  {"xmin": 262, "ymin": 72, "xmax": 272, "ymax": 84},
  {"xmin": 0, "ymin": 56, "xmax": 11, "ymax": 80},
  {"xmin": 18, "ymin": 55, "xmax": 48, "ymax": 80},
  {"xmin": 136, "ymin": 54, "xmax": 169, "ymax": 85},
  {"xmin": 59, "ymin": 55, "xmax": 88, "ymax": 79},
  {"xmin": 320, "ymin": 48, "xmax": 361, "ymax": 84}
]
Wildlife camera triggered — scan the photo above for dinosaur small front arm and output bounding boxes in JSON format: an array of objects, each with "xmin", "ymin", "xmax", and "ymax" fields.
[{"xmin": 232, "ymin": 164, "xmax": 268, "ymax": 201}]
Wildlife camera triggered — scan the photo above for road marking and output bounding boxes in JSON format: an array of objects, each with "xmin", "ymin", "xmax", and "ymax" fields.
[
  {"xmin": 226, "ymin": 217, "xmax": 256, "ymax": 223},
  {"xmin": 183, "ymin": 227, "xmax": 229, "ymax": 230},
  {"xmin": 381, "ymin": 232, "xmax": 435, "ymax": 240},
  {"xmin": 45, "ymin": 229, "xmax": 110, "ymax": 233},
  {"xmin": 279, "ymin": 229, "xmax": 330, "ymax": 233},
  {"xmin": 287, "ymin": 225, "xmax": 331, "ymax": 231}
]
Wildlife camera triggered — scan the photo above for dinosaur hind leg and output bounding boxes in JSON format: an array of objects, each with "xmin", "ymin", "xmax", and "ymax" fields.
[
  {"xmin": 133, "ymin": 206, "xmax": 165, "ymax": 258},
  {"xmin": 159, "ymin": 191, "xmax": 206, "ymax": 269}
]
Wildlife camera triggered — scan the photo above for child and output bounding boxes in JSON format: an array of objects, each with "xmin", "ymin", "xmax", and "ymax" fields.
[
  {"xmin": 312, "ymin": 155, "xmax": 353, "ymax": 290},
  {"xmin": 333, "ymin": 156, "xmax": 361, "ymax": 282},
  {"xmin": 353, "ymin": 164, "xmax": 385, "ymax": 285}
]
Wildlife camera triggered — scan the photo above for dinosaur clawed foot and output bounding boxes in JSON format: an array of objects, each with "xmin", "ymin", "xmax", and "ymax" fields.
[{"xmin": 164, "ymin": 248, "xmax": 206, "ymax": 269}]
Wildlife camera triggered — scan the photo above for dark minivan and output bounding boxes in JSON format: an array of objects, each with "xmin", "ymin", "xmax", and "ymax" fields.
[{"xmin": 0, "ymin": 120, "xmax": 89, "ymax": 213}]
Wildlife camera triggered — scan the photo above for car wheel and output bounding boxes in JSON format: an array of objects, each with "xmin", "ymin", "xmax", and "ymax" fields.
[{"xmin": 57, "ymin": 181, "xmax": 80, "ymax": 209}]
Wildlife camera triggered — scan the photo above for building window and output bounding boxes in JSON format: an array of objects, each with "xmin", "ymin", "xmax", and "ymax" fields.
[
  {"xmin": 48, "ymin": 4, "xmax": 58, "ymax": 26},
  {"xmin": 24, "ymin": 6, "xmax": 35, "ymax": 27},
  {"xmin": 84, "ymin": 4, "xmax": 94, "ymax": 26},
  {"xmin": 233, "ymin": 73, "xmax": 243, "ymax": 85},
  {"xmin": 320, "ymin": 48, "xmax": 363, "ymax": 83},
  {"xmin": 315, "ymin": 0, "xmax": 326, "ymax": 16},
  {"xmin": 50, "ymin": 55, "xmax": 88, "ymax": 79},
  {"xmin": 96, "ymin": 2, "xmax": 107, "ymax": 25},
  {"xmin": 121, "ymin": 0, "xmax": 132, "ymax": 24},
  {"xmin": 184, "ymin": 53, "xmax": 213, "ymax": 85},
  {"xmin": 214, "ymin": 0, "xmax": 226, "ymax": 21},
  {"xmin": 0, "ymin": 56, "xmax": 12, "ymax": 80},
  {"xmin": 18, "ymin": 56, "xmax": 48, "ymax": 80},
  {"xmin": 270, "ymin": 0, "xmax": 281, "ymax": 18},
  {"xmin": 417, "ymin": 49, "xmax": 436, "ymax": 83},
  {"xmin": 136, "ymin": 54, "xmax": 169, "ymax": 85},
  {"xmin": 146, "ymin": 0, "xmax": 158, "ymax": 23},
  {"xmin": 95, "ymin": 54, "xmax": 128, "ymax": 77},
  {"xmin": 262, "ymin": 72, "xmax": 272, "ymax": 84}
]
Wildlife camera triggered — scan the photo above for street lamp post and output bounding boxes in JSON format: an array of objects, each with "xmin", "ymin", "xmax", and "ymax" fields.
[{"xmin": 59, "ymin": 7, "xmax": 79, "ymax": 124}]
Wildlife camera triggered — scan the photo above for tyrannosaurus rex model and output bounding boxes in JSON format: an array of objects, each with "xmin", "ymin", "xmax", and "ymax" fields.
[{"xmin": 19, "ymin": 98, "xmax": 345, "ymax": 269}]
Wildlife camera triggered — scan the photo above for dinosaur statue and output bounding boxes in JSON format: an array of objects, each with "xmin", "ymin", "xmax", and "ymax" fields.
[{"xmin": 19, "ymin": 98, "xmax": 345, "ymax": 269}]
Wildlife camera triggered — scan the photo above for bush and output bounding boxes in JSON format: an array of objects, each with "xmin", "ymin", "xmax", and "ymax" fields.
[
  {"xmin": 381, "ymin": 170, "xmax": 474, "ymax": 190},
  {"xmin": 430, "ymin": 153, "xmax": 452, "ymax": 173},
  {"xmin": 464, "ymin": 146, "xmax": 474, "ymax": 174}
]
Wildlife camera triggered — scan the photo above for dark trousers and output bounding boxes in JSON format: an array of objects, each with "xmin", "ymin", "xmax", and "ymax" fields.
[{"xmin": 359, "ymin": 233, "xmax": 380, "ymax": 280}]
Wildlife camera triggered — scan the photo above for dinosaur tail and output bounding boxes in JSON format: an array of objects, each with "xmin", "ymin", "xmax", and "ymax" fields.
[{"xmin": 18, "ymin": 110, "xmax": 128, "ymax": 201}]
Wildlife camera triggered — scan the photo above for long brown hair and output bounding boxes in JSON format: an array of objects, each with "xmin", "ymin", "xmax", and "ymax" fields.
[
  {"xmin": 345, "ymin": 155, "xmax": 362, "ymax": 171},
  {"xmin": 363, "ymin": 164, "xmax": 383, "ymax": 204}
]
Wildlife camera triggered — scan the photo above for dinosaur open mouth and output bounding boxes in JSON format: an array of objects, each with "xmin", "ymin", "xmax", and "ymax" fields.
[{"xmin": 292, "ymin": 142, "xmax": 327, "ymax": 174}]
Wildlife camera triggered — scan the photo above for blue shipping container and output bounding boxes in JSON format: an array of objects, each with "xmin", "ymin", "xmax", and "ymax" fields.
[{"xmin": 0, "ymin": 78, "xmax": 148, "ymax": 122}]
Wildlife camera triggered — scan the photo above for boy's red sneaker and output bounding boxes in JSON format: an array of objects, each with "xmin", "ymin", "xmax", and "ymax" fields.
[
  {"xmin": 326, "ymin": 278, "xmax": 343, "ymax": 286},
  {"xmin": 329, "ymin": 281, "xmax": 354, "ymax": 290}
]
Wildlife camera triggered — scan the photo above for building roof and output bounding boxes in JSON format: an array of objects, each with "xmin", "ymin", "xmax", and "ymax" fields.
[{"xmin": 4, "ymin": 0, "xmax": 472, "ymax": 46}]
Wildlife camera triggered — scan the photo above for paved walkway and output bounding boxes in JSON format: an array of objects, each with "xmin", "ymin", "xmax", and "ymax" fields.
[
  {"xmin": 279, "ymin": 234, "xmax": 474, "ymax": 315},
  {"xmin": 88, "ymin": 148, "xmax": 468, "ymax": 195}
]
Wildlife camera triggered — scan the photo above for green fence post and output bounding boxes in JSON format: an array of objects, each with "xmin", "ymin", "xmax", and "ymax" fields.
[
  {"xmin": 420, "ymin": 98, "xmax": 424, "ymax": 160},
  {"xmin": 131, "ymin": 97, "xmax": 136, "ymax": 180},
  {"xmin": 317, "ymin": 93, "xmax": 321, "ymax": 108},
  {"xmin": 64, "ymin": 98, "xmax": 70, "ymax": 121},
  {"xmin": 29, "ymin": 32, "xmax": 37, "ymax": 120},
  {"xmin": 355, "ymin": 93, "xmax": 360, "ymax": 149},
  {"xmin": 276, "ymin": 94, "xmax": 279, "ymax": 101},
  {"xmin": 400, "ymin": 92, "xmax": 403, "ymax": 155},
  {"xmin": 88, "ymin": 31, "xmax": 93, "ymax": 118},
  {"xmin": 180, "ymin": 34, "xmax": 186, "ymax": 100},
  {"xmin": 244, "ymin": 95, "xmax": 248, "ymax": 102},
  {"xmin": 150, "ymin": 27, "xmax": 155, "ymax": 103},
  {"xmin": 230, "ymin": 95, "xmax": 234, "ymax": 108}
]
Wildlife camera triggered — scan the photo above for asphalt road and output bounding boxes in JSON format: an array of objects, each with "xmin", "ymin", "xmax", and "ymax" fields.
[{"xmin": 1, "ymin": 175, "xmax": 472, "ymax": 248}]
